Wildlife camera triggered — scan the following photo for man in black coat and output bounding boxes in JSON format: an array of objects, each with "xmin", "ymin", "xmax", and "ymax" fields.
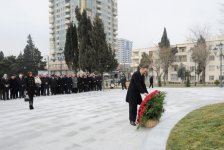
[
  {"xmin": 17, "ymin": 74, "xmax": 26, "ymax": 98},
  {"xmin": 149, "ymin": 76, "xmax": 154, "ymax": 88},
  {"xmin": 10, "ymin": 74, "xmax": 19, "ymax": 99},
  {"xmin": 50, "ymin": 75, "xmax": 57, "ymax": 95},
  {"xmin": 25, "ymin": 72, "xmax": 36, "ymax": 110},
  {"xmin": 126, "ymin": 65, "xmax": 148, "ymax": 126}
]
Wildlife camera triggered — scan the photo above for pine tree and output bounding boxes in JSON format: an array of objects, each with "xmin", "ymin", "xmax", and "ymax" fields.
[
  {"xmin": 64, "ymin": 23, "xmax": 73, "ymax": 70},
  {"xmin": 64, "ymin": 23, "xmax": 79, "ymax": 71},
  {"xmin": 106, "ymin": 45, "xmax": 118, "ymax": 72},
  {"xmin": 23, "ymin": 34, "xmax": 45, "ymax": 74},
  {"xmin": 92, "ymin": 16, "xmax": 108, "ymax": 73},
  {"xmin": 77, "ymin": 10, "xmax": 95, "ymax": 72},
  {"xmin": 72, "ymin": 24, "xmax": 79, "ymax": 71},
  {"xmin": 0, "ymin": 51, "xmax": 4, "ymax": 61}
]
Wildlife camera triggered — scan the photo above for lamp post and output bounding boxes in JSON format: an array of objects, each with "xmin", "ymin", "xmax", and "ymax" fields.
[{"xmin": 213, "ymin": 42, "xmax": 223, "ymax": 87}]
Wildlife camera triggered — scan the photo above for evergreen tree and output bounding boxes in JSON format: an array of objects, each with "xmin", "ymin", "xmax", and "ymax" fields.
[
  {"xmin": 23, "ymin": 34, "xmax": 45, "ymax": 74},
  {"xmin": 106, "ymin": 45, "xmax": 118, "ymax": 72},
  {"xmin": 0, "ymin": 51, "xmax": 4, "ymax": 61},
  {"xmin": 72, "ymin": 24, "xmax": 79, "ymax": 71},
  {"xmin": 159, "ymin": 28, "xmax": 170, "ymax": 48},
  {"xmin": 77, "ymin": 10, "xmax": 95, "ymax": 72},
  {"xmin": 64, "ymin": 23, "xmax": 73, "ymax": 70},
  {"xmin": 92, "ymin": 16, "xmax": 109, "ymax": 73}
]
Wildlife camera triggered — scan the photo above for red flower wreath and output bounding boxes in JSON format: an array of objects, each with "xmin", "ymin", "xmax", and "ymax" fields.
[{"xmin": 136, "ymin": 90, "xmax": 160, "ymax": 124}]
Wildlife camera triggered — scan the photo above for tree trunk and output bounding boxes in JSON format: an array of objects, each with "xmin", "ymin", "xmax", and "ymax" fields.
[{"xmin": 202, "ymin": 67, "xmax": 206, "ymax": 85}]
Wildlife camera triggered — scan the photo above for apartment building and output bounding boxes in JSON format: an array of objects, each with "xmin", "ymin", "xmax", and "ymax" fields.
[{"xmin": 131, "ymin": 36, "xmax": 224, "ymax": 83}]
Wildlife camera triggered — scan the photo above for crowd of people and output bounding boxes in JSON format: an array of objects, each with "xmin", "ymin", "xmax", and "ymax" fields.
[{"xmin": 0, "ymin": 73, "xmax": 103, "ymax": 101}]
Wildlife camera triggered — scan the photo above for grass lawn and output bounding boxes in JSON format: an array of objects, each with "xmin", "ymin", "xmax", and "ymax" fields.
[{"xmin": 166, "ymin": 103, "xmax": 224, "ymax": 150}]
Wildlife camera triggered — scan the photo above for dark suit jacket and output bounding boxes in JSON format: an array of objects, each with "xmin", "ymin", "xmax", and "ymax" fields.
[{"xmin": 126, "ymin": 71, "xmax": 148, "ymax": 105}]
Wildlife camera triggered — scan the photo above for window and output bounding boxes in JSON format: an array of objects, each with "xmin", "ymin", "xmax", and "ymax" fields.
[
  {"xmin": 209, "ymin": 55, "xmax": 215, "ymax": 61},
  {"xmin": 209, "ymin": 76, "xmax": 214, "ymax": 81},
  {"xmin": 176, "ymin": 55, "xmax": 187, "ymax": 62}
]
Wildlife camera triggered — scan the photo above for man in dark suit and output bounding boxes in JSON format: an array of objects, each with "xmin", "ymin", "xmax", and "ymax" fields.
[
  {"xmin": 18, "ymin": 74, "xmax": 26, "ymax": 98},
  {"xmin": 126, "ymin": 64, "xmax": 148, "ymax": 126},
  {"xmin": 149, "ymin": 76, "xmax": 154, "ymax": 88}
]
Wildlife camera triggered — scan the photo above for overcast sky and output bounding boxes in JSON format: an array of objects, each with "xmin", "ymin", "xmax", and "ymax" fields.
[{"xmin": 0, "ymin": 0, "xmax": 223, "ymax": 56}]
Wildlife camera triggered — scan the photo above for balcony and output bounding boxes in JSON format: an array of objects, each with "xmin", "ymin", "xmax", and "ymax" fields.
[
  {"xmin": 49, "ymin": 30, "xmax": 54, "ymax": 34},
  {"xmin": 65, "ymin": 14, "xmax": 70, "ymax": 19},
  {"xmin": 49, "ymin": 17, "xmax": 54, "ymax": 24},
  {"xmin": 113, "ymin": 31, "xmax": 118, "ymax": 36},
  {"xmin": 49, "ymin": 9, "xmax": 54, "ymax": 14},
  {"xmin": 65, "ymin": 3, "xmax": 70, "ymax": 8},
  {"xmin": 49, "ymin": 25, "xmax": 54, "ymax": 29},
  {"xmin": 113, "ymin": 25, "xmax": 118, "ymax": 31},
  {"xmin": 65, "ymin": 8, "xmax": 70, "ymax": 13},
  {"xmin": 49, "ymin": 3, "xmax": 53, "ymax": 8},
  {"xmin": 65, "ymin": 19, "xmax": 70, "ymax": 24}
]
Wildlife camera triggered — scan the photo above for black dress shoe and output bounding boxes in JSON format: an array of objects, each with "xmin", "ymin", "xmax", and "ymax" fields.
[
  {"xmin": 130, "ymin": 121, "xmax": 136, "ymax": 126},
  {"xmin": 29, "ymin": 105, "xmax": 34, "ymax": 110}
]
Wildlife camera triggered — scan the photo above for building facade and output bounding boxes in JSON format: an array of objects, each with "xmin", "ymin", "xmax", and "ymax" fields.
[
  {"xmin": 116, "ymin": 38, "xmax": 133, "ymax": 64},
  {"xmin": 131, "ymin": 36, "xmax": 224, "ymax": 84},
  {"xmin": 48, "ymin": 0, "xmax": 118, "ymax": 74}
]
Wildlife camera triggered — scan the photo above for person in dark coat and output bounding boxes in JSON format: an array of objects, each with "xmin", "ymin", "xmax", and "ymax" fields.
[
  {"xmin": 2, "ymin": 74, "xmax": 10, "ymax": 100},
  {"xmin": 77, "ymin": 75, "xmax": 82, "ymax": 93},
  {"xmin": 66, "ymin": 75, "xmax": 73, "ymax": 94},
  {"xmin": 10, "ymin": 74, "xmax": 19, "ymax": 99},
  {"xmin": 18, "ymin": 74, "xmax": 26, "ymax": 98},
  {"xmin": 126, "ymin": 65, "xmax": 148, "ymax": 126},
  {"xmin": 0, "ymin": 78, "xmax": 3, "ymax": 100},
  {"xmin": 149, "ymin": 76, "xmax": 154, "ymax": 88},
  {"xmin": 25, "ymin": 72, "xmax": 36, "ymax": 110},
  {"xmin": 96, "ymin": 75, "xmax": 102, "ymax": 91},
  {"xmin": 57, "ymin": 75, "xmax": 63, "ymax": 94},
  {"xmin": 50, "ymin": 75, "xmax": 57, "ymax": 95},
  {"xmin": 120, "ymin": 73, "xmax": 127, "ymax": 90}
]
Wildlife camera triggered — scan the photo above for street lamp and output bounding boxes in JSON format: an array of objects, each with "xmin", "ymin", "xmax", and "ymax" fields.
[{"xmin": 213, "ymin": 42, "xmax": 223, "ymax": 87}]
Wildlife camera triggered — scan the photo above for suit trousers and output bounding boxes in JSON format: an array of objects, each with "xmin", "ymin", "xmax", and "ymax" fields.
[{"xmin": 129, "ymin": 103, "xmax": 138, "ymax": 122}]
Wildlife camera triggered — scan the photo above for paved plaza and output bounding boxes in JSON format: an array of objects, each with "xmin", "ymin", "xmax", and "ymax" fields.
[{"xmin": 0, "ymin": 87, "xmax": 224, "ymax": 150}]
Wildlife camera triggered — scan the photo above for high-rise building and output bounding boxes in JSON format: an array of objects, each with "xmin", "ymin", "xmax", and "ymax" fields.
[
  {"xmin": 48, "ymin": 0, "xmax": 118, "ymax": 74},
  {"xmin": 116, "ymin": 38, "xmax": 133, "ymax": 64}
]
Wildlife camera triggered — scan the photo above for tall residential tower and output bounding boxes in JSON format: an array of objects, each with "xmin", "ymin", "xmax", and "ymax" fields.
[
  {"xmin": 48, "ymin": 0, "xmax": 118, "ymax": 74},
  {"xmin": 117, "ymin": 38, "xmax": 133, "ymax": 64}
]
